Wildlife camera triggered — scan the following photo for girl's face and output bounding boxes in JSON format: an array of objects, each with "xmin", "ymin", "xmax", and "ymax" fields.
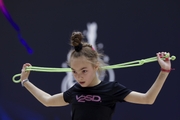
[{"xmin": 70, "ymin": 56, "xmax": 99, "ymax": 87}]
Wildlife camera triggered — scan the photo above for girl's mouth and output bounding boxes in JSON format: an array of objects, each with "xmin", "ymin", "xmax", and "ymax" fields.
[{"xmin": 79, "ymin": 82, "xmax": 85, "ymax": 85}]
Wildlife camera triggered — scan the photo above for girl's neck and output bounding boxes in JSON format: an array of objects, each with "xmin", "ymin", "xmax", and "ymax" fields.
[{"xmin": 88, "ymin": 76, "xmax": 101, "ymax": 87}]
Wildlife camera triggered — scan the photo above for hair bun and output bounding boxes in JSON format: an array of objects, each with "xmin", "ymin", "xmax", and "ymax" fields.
[{"xmin": 70, "ymin": 31, "xmax": 84, "ymax": 47}]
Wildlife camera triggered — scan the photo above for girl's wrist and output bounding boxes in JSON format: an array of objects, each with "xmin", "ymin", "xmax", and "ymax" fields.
[
  {"xmin": 161, "ymin": 68, "xmax": 174, "ymax": 73},
  {"xmin": 21, "ymin": 79, "xmax": 29, "ymax": 87}
]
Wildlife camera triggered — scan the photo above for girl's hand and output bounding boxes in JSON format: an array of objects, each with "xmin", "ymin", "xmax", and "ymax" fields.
[
  {"xmin": 156, "ymin": 52, "xmax": 171, "ymax": 70},
  {"xmin": 20, "ymin": 63, "xmax": 31, "ymax": 81}
]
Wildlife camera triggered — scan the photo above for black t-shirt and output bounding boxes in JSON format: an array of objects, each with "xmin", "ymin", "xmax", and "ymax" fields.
[{"xmin": 63, "ymin": 81, "xmax": 132, "ymax": 120}]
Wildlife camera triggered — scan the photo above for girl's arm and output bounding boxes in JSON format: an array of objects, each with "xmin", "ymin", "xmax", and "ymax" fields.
[
  {"xmin": 21, "ymin": 63, "xmax": 69, "ymax": 107},
  {"xmin": 124, "ymin": 52, "xmax": 171, "ymax": 104}
]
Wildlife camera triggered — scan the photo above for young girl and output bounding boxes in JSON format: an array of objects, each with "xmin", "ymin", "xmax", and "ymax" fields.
[{"xmin": 20, "ymin": 31, "xmax": 171, "ymax": 120}]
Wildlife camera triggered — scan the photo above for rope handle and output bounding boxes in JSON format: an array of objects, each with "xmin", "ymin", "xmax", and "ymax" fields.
[{"xmin": 12, "ymin": 54, "xmax": 176, "ymax": 83}]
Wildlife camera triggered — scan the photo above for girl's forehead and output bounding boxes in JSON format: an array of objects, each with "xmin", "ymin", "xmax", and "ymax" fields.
[
  {"xmin": 70, "ymin": 57, "xmax": 91, "ymax": 68},
  {"xmin": 71, "ymin": 56, "xmax": 88, "ymax": 63}
]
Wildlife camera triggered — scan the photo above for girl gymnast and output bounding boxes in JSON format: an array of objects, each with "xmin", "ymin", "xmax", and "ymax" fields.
[{"xmin": 20, "ymin": 31, "xmax": 172, "ymax": 120}]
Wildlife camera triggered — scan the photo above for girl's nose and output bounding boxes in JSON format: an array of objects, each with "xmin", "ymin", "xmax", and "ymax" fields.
[{"xmin": 77, "ymin": 73, "xmax": 83, "ymax": 80}]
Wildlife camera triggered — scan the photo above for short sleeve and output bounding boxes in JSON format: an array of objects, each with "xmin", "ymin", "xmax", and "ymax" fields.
[
  {"xmin": 63, "ymin": 86, "xmax": 74, "ymax": 103},
  {"xmin": 112, "ymin": 82, "xmax": 132, "ymax": 102}
]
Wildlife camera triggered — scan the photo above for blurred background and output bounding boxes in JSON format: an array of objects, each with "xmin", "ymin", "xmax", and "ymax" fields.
[{"xmin": 0, "ymin": 0, "xmax": 179, "ymax": 120}]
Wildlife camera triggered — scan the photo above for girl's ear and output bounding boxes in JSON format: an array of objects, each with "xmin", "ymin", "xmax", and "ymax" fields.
[{"xmin": 94, "ymin": 62, "xmax": 100, "ymax": 71}]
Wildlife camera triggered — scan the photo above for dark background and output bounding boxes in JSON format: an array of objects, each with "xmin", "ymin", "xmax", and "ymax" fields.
[{"xmin": 0, "ymin": 0, "xmax": 179, "ymax": 120}]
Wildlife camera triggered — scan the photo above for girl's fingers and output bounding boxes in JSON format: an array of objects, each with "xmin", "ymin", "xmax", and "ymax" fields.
[
  {"xmin": 157, "ymin": 52, "xmax": 171, "ymax": 70},
  {"xmin": 157, "ymin": 52, "xmax": 162, "ymax": 61},
  {"xmin": 25, "ymin": 63, "xmax": 31, "ymax": 66},
  {"xmin": 21, "ymin": 63, "xmax": 32, "ymax": 73},
  {"xmin": 157, "ymin": 52, "xmax": 170, "ymax": 60}
]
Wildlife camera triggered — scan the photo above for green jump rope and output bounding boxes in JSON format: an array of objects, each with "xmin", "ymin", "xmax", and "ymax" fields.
[{"xmin": 12, "ymin": 53, "xmax": 176, "ymax": 83}]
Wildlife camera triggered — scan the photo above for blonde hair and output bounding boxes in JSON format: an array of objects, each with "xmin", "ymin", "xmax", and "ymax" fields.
[{"xmin": 68, "ymin": 31, "xmax": 106, "ymax": 75}]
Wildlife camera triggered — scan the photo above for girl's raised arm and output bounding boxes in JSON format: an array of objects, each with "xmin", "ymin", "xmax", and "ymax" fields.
[
  {"xmin": 124, "ymin": 52, "xmax": 171, "ymax": 104},
  {"xmin": 21, "ymin": 63, "xmax": 69, "ymax": 107}
]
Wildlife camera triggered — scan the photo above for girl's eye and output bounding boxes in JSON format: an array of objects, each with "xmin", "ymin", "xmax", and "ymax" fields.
[
  {"xmin": 73, "ymin": 71, "xmax": 76, "ymax": 74},
  {"xmin": 82, "ymin": 70, "xmax": 87, "ymax": 73}
]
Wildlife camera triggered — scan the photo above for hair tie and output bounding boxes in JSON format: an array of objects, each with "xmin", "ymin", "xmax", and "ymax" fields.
[{"xmin": 74, "ymin": 43, "xmax": 83, "ymax": 52}]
